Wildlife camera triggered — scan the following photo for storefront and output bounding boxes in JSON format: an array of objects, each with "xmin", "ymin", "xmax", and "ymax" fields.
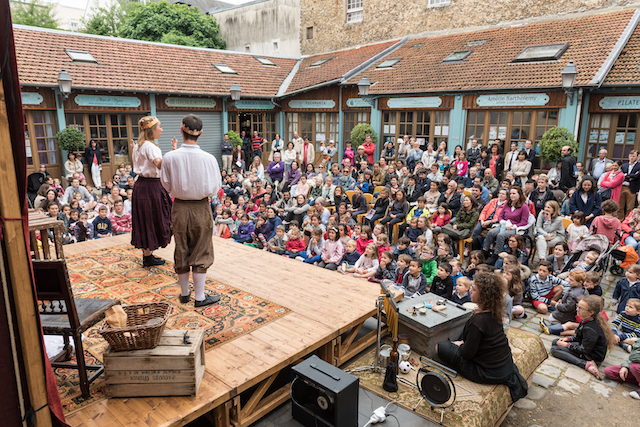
[
  {"xmin": 584, "ymin": 93, "xmax": 640, "ymax": 165},
  {"xmin": 228, "ymin": 99, "xmax": 279, "ymax": 163},
  {"xmin": 62, "ymin": 91, "xmax": 152, "ymax": 184},
  {"xmin": 155, "ymin": 94, "xmax": 223, "ymax": 161},
  {"xmin": 379, "ymin": 95, "xmax": 454, "ymax": 151},
  {"xmin": 283, "ymin": 86, "xmax": 340, "ymax": 164},
  {"xmin": 463, "ymin": 91, "xmax": 567, "ymax": 169},
  {"xmin": 21, "ymin": 88, "xmax": 62, "ymax": 178}
]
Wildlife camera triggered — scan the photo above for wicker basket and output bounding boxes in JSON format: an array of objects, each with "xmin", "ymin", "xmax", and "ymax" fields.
[{"xmin": 99, "ymin": 302, "xmax": 172, "ymax": 351}]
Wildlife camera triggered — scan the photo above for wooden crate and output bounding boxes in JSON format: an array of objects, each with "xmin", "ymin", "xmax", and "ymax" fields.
[{"xmin": 104, "ymin": 328, "xmax": 205, "ymax": 397}]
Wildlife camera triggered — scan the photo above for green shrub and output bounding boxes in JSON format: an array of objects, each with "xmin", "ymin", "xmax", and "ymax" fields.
[
  {"xmin": 226, "ymin": 130, "xmax": 243, "ymax": 147},
  {"xmin": 538, "ymin": 126, "xmax": 578, "ymax": 164},
  {"xmin": 55, "ymin": 126, "xmax": 86, "ymax": 152},
  {"xmin": 350, "ymin": 124, "xmax": 378, "ymax": 149}
]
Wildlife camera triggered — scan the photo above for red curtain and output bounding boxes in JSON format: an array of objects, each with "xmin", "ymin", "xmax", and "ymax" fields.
[{"xmin": 1, "ymin": 1, "xmax": 68, "ymax": 425}]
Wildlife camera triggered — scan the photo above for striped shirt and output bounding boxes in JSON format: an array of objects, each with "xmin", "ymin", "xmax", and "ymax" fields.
[
  {"xmin": 528, "ymin": 274, "xmax": 568, "ymax": 304},
  {"xmin": 611, "ymin": 313, "xmax": 640, "ymax": 340}
]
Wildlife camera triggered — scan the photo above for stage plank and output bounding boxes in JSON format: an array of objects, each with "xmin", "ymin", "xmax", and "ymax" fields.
[{"xmin": 63, "ymin": 235, "xmax": 384, "ymax": 427}]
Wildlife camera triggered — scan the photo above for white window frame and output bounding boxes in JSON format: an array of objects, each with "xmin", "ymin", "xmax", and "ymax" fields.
[
  {"xmin": 65, "ymin": 49, "xmax": 97, "ymax": 63},
  {"xmin": 427, "ymin": 0, "xmax": 451, "ymax": 8},
  {"xmin": 346, "ymin": 0, "xmax": 363, "ymax": 23},
  {"xmin": 213, "ymin": 63, "xmax": 237, "ymax": 74}
]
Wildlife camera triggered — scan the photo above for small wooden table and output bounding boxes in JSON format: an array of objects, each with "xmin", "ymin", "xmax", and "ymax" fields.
[{"xmin": 28, "ymin": 210, "xmax": 65, "ymax": 259}]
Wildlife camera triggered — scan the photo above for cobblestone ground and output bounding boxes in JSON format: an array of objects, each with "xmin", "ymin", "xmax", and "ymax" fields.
[{"xmin": 502, "ymin": 269, "xmax": 639, "ymax": 426}]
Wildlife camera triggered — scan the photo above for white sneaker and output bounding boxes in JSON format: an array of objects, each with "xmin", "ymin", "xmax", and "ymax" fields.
[
  {"xmin": 464, "ymin": 247, "xmax": 470, "ymax": 257},
  {"xmin": 295, "ymin": 256, "xmax": 305, "ymax": 262},
  {"xmin": 630, "ymin": 390, "xmax": 640, "ymax": 400}
]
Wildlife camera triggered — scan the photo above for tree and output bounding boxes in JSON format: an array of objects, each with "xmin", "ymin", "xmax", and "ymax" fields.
[
  {"xmin": 226, "ymin": 130, "xmax": 243, "ymax": 147},
  {"xmin": 10, "ymin": 0, "xmax": 58, "ymax": 29},
  {"xmin": 82, "ymin": 0, "xmax": 127, "ymax": 37},
  {"xmin": 539, "ymin": 126, "xmax": 578, "ymax": 164},
  {"xmin": 119, "ymin": 0, "xmax": 225, "ymax": 49},
  {"xmin": 350, "ymin": 124, "xmax": 378, "ymax": 149}
]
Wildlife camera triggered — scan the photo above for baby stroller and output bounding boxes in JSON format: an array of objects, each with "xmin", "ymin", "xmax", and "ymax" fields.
[{"xmin": 560, "ymin": 234, "xmax": 609, "ymax": 274}]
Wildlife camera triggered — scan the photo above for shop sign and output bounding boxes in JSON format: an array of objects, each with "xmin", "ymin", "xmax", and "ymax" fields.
[
  {"xmin": 346, "ymin": 98, "xmax": 371, "ymax": 108},
  {"xmin": 386, "ymin": 97, "xmax": 442, "ymax": 109},
  {"xmin": 598, "ymin": 96, "xmax": 640, "ymax": 110},
  {"xmin": 475, "ymin": 93, "xmax": 549, "ymax": 107},
  {"xmin": 21, "ymin": 92, "xmax": 43, "ymax": 105},
  {"xmin": 164, "ymin": 97, "xmax": 216, "ymax": 108},
  {"xmin": 233, "ymin": 100, "xmax": 275, "ymax": 110},
  {"xmin": 74, "ymin": 95, "xmax": 141, "ymax": 108},
  {"xmin": 288, "ymin": 100, "xmax": 336, "ymax": 109}
]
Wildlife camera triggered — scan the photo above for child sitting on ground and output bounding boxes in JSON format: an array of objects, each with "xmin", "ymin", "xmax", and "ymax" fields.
[
  {"xmin": 434, "ymin": 233, "xmax": 452, "ymax": 264},
  {"xmin": 388, "ymin": 253, "xmax": 412, "ymax": 287},
  {"xmin": 589, "ymin": 200, "xmax": 622, "ymax": 245},
  {"xmin": 541, "ymin": 270, "xmax": 589, "ymax": 335},
  {"xmin": 368, "ymin": 251, "xmax": 397, "ymax": 282},
  {"xmin": 412, "ymin": 235, "xmax": 428, "ymax": 254},
  {"xmin": 431, "ymin": 263, "xmax": 454, "ymax": 300},
  {"xmin": 300, "ymin": 228, "xmax": 324, "ymax": 264},
  {"xmin": 420, "ymin": 246, "xmax": 437, "ymax": 286},
  {"xmin": 464, "ymin": 250, "xmax": 484, "ymax": 278},
  {"xmin": 504, "ymin": 265, "xmax": 526, "ymax": 319},
  {"xmin": 251, "ymin": 214, "xmax": 271, "ymax": 249},
  {"xmin": 376, "ymin": 234, "xmax": 391, "ymax": 261},
  {"xmin": 566, "ymin": 211, "xmax": 589, "ymax": 251},
  {"xmin": 338, "ymin": 239, "xmax": 361, "ymax": 274},
  {"xmin": 604, "ymin": 338, "xmax": 640, "ymax": 399},
  {"xmin": 393, "ymin": 236, "xmax": 416, "ymax": 258},
  {"xmin": 613, "ymin": 264, "xmax": 640, "ymax": 314},
  {"xmin": 550, "ymin": 295, "xmax": 616, "ymax": 380},
  {"xmin": 558, "ymin": 250, "xmax": 599, "ymax": 280},
  {"xmin": 356, "ymin": 225, "xmax": 374, "ymax": 255},
  {"xmin": 284, "ymin": 228, "xmax": 306, "ymax": 258},
  {"xmin": 74, "ymin": 211, "xmax": 93, "ymax": 242},
  {"xmin": 417, "ymin": 216, "xmax": 434, "ymax": 246},
  {"xmin": 451, "ymin": 276, "xmax": 472, "ymax": 305},
  {"xmin": 449, "ymin": 259, "xmax": 463, "ymax": 289},
  {"xmin": 351, "ymin": 243, "xmax": 380, "ymax": 277},
  {"xmin": 318, "ymin": 227, "xmax": 344, "ymax": 270},
  {"xmin": 215, "ymin": 208, "xmax": 234, "ymax": 238},
  {"xmin": 404, "ymin": 217, "xmax": 421, "ymax": 242},
  {"xmin": 529, "ymin": 260, "xmax": 567, "ymax": 314},
  {"xmin": 584, "ymin": 271, "xmax": 603, "ymax": 296},
  {"xmin": 390, "ymin": 258, "xmax": 426, "ymax": 297},
  {"xmin": 232, "ymin": 214, "xmax": 255, "ymax": 243},
  {"xmin": 610, "ymin": 298, "xmax": 640, "ymax": 353},
  {"xmin": 267, "ymin": 225, "xmax": 287, "ymax": 255},
  {"xmin": 93, "ymin": 206, "xmax": 112, "ymax": 238}
]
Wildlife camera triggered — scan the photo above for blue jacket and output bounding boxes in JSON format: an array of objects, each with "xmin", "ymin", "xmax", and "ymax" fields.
[
  {"xmin": 236, "ymin": 221, "xmax": 255, "ymax": 239},
  {"xmin": 613, "ymin": 278, "xmax": 640, "ymax": 314},
  {"xmin": 340, "ymin": 250, "xmax": 360, "ymax": 265},
  {"xmin": 568, "ymin": 191, "xmax": 602, "ymax": 223},
  {"xmin": 266, "ymin": 216, "xmax": 282, "ymax": 241}
]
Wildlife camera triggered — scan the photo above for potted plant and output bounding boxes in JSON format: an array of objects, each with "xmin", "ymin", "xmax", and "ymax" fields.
[
  {"xmin": 55, "ymin": 126, "xmax": 86, "ymax": 152},
  {"xmin": 538, "ymin": 126, "xmax": 578, "ymax": 164},
  {"xmin": 226, "ymin": 130, "xmax": 243, "ymax": 147},
  {"xmin": 350, "ymin": 124, "xmax": 378, "ymax": 149}
]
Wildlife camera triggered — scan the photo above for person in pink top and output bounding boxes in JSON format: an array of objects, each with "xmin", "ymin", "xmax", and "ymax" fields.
[
  {"xmin": 362, "ymin": 135, "xmax": 376, "ymax": 165},
  {"xmin": 318, "ymin": 227, "xmax": 345, "ymax": 270},
  {"xmin": 599, "ymin": 160, "xmax": 624, "ymax": 203},
  {"xmin": 483, "ymin": 186, "xmax": 530, "ymax": 262},
  {"xmin": 453, "ymin": 151, "xmax": 469, "ymax": 177}
]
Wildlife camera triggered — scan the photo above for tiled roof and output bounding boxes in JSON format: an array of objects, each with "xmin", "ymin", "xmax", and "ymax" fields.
[
  {"xmin": 285, "ymin": 40, "xmax": 400, "ymax": 94},
  {"xmin": 13, "ymin": 26, "xmax": 298, "ymax": 98},
  {"xmin": 604, "ymin": 21, "xmax": 640, "ymax": 85},
  {"xmin": 345, "ymin": 10, "xmax": 636, "ymax": 94}
]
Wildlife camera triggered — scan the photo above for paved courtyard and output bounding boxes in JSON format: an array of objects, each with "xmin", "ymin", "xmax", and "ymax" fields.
[{"xmin": 503, "ymin": 269, "xmax": 639, "ymax": 426}]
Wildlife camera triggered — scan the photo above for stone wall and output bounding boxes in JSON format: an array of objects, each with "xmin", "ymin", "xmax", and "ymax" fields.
[
  {"xmin": 301, "ymin": 0, "xmax": 636, "ymax": 55},
  {"xmin": 212, "ymin": 0, "xmax": 301, "ymax": 57}
]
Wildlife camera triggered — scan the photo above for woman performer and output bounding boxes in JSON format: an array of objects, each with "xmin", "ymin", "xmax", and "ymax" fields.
[{"xmin": 129, "ymin": 116, "xmax": 175, "ymax": 266}]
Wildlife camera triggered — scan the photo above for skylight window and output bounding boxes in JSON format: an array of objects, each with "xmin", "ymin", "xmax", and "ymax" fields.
[
  {"xmin": 309, "ymin": 58, "xmax": 332, "ymax": 68},
  {"xmin": 411, "ymin": 43, "xmax": 425, "ymax": 49},
  {"xmin": 513, "ymin": 43, "xmax": 569, "ymax": 62},
  {"xmin": 213, "ymin": 63, "xmax": 237, "ymax": 74},
  {"xmin": 442, "ymin": 50, "xmax": 472, "ymax": 62},
  {"xmin": 376, "ymin": 58, "xmax": 402, "ymax": 69},
  {"xmin": 255, "ymin": 57, "xmax": 276, "ymax": 66},
  {"xmin": 465, "ymin": 40, "xmax": 487, "ymax": 47},
  {"xmin": 65, "ymin": 49, "xmax": 97, "ymax": 63}
]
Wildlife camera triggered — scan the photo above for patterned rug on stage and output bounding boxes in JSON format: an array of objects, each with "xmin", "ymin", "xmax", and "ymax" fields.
[{"xmin": 54, "ymin": 244, "xmax": 290, "ymax": 414}]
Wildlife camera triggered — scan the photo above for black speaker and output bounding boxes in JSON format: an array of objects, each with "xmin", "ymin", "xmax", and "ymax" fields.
[{"xmin": 291, "ymin": 355, "xmax": 359, "ymax": 427}]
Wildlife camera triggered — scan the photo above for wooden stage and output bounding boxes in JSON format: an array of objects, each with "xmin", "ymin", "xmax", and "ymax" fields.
[{"xmin": 62, "ymin": 235, "xmax": 388, "ymax": 427}]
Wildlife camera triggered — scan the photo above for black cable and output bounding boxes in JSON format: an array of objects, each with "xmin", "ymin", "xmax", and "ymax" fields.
[
  {"xmin": 361, "ymin": 387, "xmax": 374, "ymax": 412},
  {"xmin": 387, "ymin": 413, "xmax": 400, "ymax": 427}
]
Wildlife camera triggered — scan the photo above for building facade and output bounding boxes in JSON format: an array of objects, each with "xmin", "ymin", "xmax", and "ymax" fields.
[{"xmin": 300, "ymin": 0, "xmax": 636, "ymax": 55}]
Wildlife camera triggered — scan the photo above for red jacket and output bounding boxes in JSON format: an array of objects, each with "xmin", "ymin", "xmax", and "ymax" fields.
[
  {"xmin": 356, "ymin": 237, "xmax": 373, "ymax": 255},
  {"xmin": 363, "ymin": 142, "xmax": 376, "ymax": 165},
  {"xmin": 479, "ymin": 198, "xmax": 506, "ymax": 222},
  {"xmin": 286, "ymin": 238, "xmax": 306, "ymax": 252}
]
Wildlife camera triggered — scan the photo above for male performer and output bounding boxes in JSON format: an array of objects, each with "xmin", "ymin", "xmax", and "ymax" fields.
[{"xmin": 161, "ymin": 115, "xmax": 222, "ymax": 307}]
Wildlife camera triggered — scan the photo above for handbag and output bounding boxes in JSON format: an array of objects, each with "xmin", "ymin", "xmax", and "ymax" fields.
[{"xmin": 597, "ymin": 188, "xmax": 611, "ymax": 200}]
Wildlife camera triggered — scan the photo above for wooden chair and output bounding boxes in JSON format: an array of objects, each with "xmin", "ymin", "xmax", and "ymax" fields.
[
  {"xmin": 463, "ymin": 189, "xmax": 472, "ymax": 196},
  {"xmin": 33, "ymin": 259, "xmax": 119, "ymax": 399},
  {"xmin": 458, "ymin": 237, "xmax": 473, "ymax": 265},
  {"xmin": 345, "ymin": 190, "xmax": 355, "ymax": 200},
  {"xmin": 374, "ymin": 186, "xmax": 387, "ymax": 195},
  {"xmin": 364, "ymin": 193, "xmax": 374, "ymax": 206},
  {"xmin": 562, "ymin": 217, "xmax": 572, "ymax": 230}
]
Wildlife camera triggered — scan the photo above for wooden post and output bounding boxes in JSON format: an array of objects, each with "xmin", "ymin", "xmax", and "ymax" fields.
[{"xmin": 0, "ymin": 86, "xmax": 53, "ymax": 426}]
